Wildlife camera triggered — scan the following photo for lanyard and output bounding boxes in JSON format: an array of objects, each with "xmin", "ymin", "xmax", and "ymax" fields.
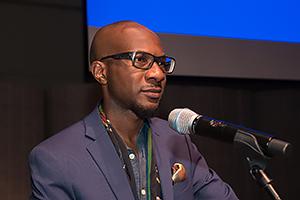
[{"xmin": 146, "ymin": 127, "xmax": 152, "ymax": 200}]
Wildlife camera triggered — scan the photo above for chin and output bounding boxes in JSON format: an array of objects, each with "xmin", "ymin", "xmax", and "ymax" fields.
[
  {"xmin": 132, "ymin": 102, "xmax": 159, "ymax": 119},
  {"xmin": 144, "ymin": 101, "xmax": 160, "ymax": 111}
]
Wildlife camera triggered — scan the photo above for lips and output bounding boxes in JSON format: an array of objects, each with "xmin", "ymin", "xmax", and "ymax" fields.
[{"xmin": 141, "ymin": 87, "xmax": 162, "ymax": 99}]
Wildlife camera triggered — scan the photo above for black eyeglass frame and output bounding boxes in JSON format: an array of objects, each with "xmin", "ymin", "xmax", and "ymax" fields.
[{"xmin": 98, "ymin": 51, "xmax": 176, "ymax": 74}]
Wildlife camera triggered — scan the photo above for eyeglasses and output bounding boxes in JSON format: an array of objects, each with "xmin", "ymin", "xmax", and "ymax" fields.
[{"xmin": 99, "ymin": 51, "xmax": 176, "ymax": 74}]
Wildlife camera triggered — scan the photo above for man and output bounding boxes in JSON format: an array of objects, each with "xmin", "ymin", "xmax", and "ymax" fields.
[{"xmin": 29, "ymin": 21, "xmax": 238, "ymax": 200}]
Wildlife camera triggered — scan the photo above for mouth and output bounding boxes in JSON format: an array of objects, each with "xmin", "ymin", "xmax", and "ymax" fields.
[{"xmin": 141, "ymin": 87, "xmax": 162, "ymax": 100}]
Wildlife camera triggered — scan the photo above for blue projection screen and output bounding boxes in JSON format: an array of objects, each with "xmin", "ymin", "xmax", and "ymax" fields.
[{"xmin": 86, "ymin": 0, "xmax": 300, "ymax": 80}]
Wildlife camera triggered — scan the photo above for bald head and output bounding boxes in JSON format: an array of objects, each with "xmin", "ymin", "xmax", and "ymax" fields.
[{"xmin": 89, "ymin": 21, "xmax": 163, "ymax": 65}]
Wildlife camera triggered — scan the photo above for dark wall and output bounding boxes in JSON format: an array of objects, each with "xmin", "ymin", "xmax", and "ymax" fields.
[
  {"xmin": 0, "ymin": 0, "xmax": 86, "ymax": 199},
  {"xmin": 0, "ymin": 83, "xmax": 44, "ymax": 200},
  {"xmin": 1, "ymin": 1, "xmax": 299, "ymax": 200},
  {"xmin": 0, "ymin": 0, "xmax": 86, "ymax": 85}
]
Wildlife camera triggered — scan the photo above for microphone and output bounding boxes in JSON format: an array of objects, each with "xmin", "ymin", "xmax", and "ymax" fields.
[{"xmin": 168, "ymin": 108, "xmax": 292, "ymax": 157}]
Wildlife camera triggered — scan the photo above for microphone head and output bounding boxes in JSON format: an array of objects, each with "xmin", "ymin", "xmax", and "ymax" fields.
[{"xmin": 168, "ymin": 108, "xmax": 199, "ymax": 134}]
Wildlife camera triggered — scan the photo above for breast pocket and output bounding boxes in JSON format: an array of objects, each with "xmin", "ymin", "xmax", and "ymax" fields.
[{"xmin": 173, "ymin": 179, "xmax": 194, "ymax": 199}]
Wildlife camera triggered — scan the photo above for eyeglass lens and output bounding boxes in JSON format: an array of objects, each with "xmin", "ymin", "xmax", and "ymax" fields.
[{"xmin": 133, "ymin": 52, "xmax": 174, "ymax": 73}]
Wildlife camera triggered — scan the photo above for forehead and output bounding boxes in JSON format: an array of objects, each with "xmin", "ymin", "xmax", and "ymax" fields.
[{"xmin": 120, "ymin": 27, "xmax": 163, "ymax": 53}]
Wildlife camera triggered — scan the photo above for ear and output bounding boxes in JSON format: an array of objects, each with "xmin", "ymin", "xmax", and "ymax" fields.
[{"xmin": 90, "ymin": 61, "xmax": 107, "ymax": 85}]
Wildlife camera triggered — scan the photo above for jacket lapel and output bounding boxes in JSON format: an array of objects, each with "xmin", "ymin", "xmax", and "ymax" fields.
[
  {"xmin": 151, "ymin": 119, "xmax": 174, "ymax": 200},
  {"xmin": 84, "ymin": 108, "xmax": 135, "ymax": 200}
]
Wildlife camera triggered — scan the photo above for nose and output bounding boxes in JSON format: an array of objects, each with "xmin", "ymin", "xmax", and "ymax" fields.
[{"xmin": 145, "ymin": 61, "xmax": 166, "ymax": 83}]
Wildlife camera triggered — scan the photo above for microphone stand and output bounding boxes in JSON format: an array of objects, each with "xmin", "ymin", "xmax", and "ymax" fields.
[
  {"xmin": 234, "ymin": 131, "xmax": 282, "ymax": 200},
  {"xmin": 247, "ymin": 157, "xmax": 281, "ymax": 200}
]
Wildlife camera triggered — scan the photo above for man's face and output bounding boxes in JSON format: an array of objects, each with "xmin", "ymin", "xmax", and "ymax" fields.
[{"xmin": 104, "ymin": 26, "xmax": 167, "ymax": 118}]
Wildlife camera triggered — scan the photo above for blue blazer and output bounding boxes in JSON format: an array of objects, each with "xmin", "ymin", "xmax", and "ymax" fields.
[{"xmin": 29, "ymin": 107, "xmax": 238, "ymax": 200}]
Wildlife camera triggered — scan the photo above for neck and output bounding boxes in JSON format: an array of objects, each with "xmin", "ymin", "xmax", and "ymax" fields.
[{"xmin": 102, "ymin": 101, "xmax": 144, "ymax": 150}]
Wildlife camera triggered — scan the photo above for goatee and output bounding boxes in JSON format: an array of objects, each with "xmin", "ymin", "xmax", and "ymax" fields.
[{"xmin": 132, "ymin": 104, "xmax": 158, "ymax": 119}]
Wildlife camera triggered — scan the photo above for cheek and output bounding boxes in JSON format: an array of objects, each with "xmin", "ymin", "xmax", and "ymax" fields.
[
  {"xmin": 109, "ymin": 72, "xmax": 140, "ymax": 97},
  {"xmin": 160, "ymin": 79, "xmax": 167, "ymax": 93},
  {"xmin": 162, "ymin": 79, "xmax": 167, "ymax": 88}
]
